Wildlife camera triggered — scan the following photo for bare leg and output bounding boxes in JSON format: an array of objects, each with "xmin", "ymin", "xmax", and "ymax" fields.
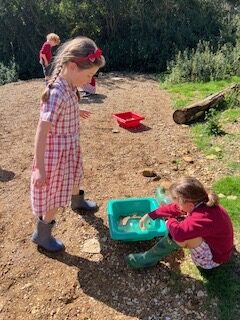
[
  {"xmin": 42, "ymin": 208, "xmax": 58, "ymax": 223},
  {"xmin": 72, "ymin": 185, "xmax": 79, "ymax": 196},
  {"xmin": 175, "ymin": 237, "xmax": 203, "ymax": 249}
]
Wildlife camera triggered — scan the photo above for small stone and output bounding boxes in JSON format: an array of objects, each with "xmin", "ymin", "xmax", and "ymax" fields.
[
  {"xmin": 218, "ymin": 193, "xmax": 225, "ymax": 198},
  {"xmin": 183, "ymin": 156, "xmax": 194, "ymax": 163},
  {"xmin": 226, "ymin": 195, "xmax": 237, "ymax": 200},
  {"xmin": 112, "ymin": 128, "xmax": 120, "ymax": 133},
  {"xmin": 31, "ymin": 307, "xmax": 39, "ymax": 314},
  {"xmin": 0, "ymin": 303, "xmax": 4, "ymax": 312},
  {"xmin": 152, "ymin": 175, "xmax": 161, "ymax": 181},
  {"xmin": 197, "ymin": 290, "xmax": 205, "ymax": 298},
  {"xmin": 184, "ymin": 308, "xmax": 191, "ymax": 315},
  {"xmin": 214, "ymin": 147, "xmax": 222, "ymax": 153},
  {"xmin": 21, "ymin": 283, "xmax": 32, "ymax": 290},
  {"xmin": 141, "ymin": 168, "xmax": 157, "ymax": 177},
  {"xmin": 206, "ymin": 154, "xmax": 217, "ymax": 160},
  {"xmin": 162, "ymin": 287, "xmax": 169, "ymax": 295},
  {"xmin": 50, "ymin": 310, "xmax": 56, "ymax": 316},
  {"xmin": 111, "ymin": 77, "xmax": 124, "ymax": 81},
  {"xmin": 100, "ymin": 236, "xmax": 107, "ymax": 242},
  {"xmin": 82, "ymin": 238, "xmax": 101, "ymax": 254}
]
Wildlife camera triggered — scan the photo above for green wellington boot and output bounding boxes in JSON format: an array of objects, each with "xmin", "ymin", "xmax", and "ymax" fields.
[{"xmin": 125, "ymin": 235, "xmax": 180, "ymax": 269}]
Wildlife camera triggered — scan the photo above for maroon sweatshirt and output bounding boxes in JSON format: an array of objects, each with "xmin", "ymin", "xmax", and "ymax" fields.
[{"xmin": 148, "ymin": 203, "xmax": 234, "ymax": 264}]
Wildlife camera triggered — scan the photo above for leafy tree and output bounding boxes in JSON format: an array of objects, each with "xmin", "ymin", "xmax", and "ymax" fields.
[{"xmin": 0, "ymin": 0, "xmax": 239, "ymax": 79}]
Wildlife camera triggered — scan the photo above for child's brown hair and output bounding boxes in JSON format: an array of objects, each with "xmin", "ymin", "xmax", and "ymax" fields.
[
  {"xmin": 42, "ymin": 37, "xmax": 105, "ymax": 102},
  {"xmin": 168, "ymin": 176, "xmax": 219, "ymax": 207}
]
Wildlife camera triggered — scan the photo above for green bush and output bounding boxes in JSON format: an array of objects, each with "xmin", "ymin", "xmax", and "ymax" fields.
[
  {"xmin": 0, "ymin": 61, "xmax": 18, "ymax": 85},
  {"xmin": 205, "ymin": 109, "xmax": 225, "ymax": 136},
  {"xmin": 165, "ymin": 40, "xmax": 240, "ymax": 84},
  {"xmin": 225, "ymin": 90, "xmax": 240, "ymax": 109},
  {"xmin": 1, "ymin": 0, "xmax": 239, "ymax": 79}
]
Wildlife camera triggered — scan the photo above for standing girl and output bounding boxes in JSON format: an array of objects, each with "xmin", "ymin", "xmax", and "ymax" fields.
[
  {"xmin": 31, "ymin": 37, "xmax": 105, "ymax": 252},
  {"xmin": 126, "ymin": 177, "xmax": 234, "ymax": 269}
]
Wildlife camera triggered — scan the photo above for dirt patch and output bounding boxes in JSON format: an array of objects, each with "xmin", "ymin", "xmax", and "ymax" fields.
[{"xmin": 0, "ymin": 74, "xmax": 226, "ymax": 320}]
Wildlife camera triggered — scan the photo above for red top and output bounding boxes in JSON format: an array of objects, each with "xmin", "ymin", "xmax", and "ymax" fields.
[
  {"xmin": 39, "ymin": 41, "xmax": 52, "ymax": 64},
  {"xmin": 90, "ymin": 77, "xmax": 96, "ymax": 86},
  {"xmin": 149, "ymin": 203, "xmax": 234, "ymax": 264}
]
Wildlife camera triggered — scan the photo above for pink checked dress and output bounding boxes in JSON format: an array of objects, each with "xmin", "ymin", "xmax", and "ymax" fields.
[{"xmin": 31, "ymin": 77, "xmax": 83, "ymax": 216}]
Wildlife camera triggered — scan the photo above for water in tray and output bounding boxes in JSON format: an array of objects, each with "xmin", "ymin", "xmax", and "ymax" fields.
[{"xmin": 118, "ymin": 216, "xmax": 156, "ymax": 233}]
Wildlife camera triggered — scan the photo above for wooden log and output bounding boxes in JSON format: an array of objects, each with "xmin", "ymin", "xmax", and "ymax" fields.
[{"xmin": 173, "ymin": 83, "xmax": 239, "ymax": 125}]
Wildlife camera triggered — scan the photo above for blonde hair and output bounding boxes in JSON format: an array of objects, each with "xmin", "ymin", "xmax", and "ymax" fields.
[
  {"xmin": 47, "ymin": 33, "xmax": 60, "ymax": 44},
  {"xmin": 169, "ymin": 176, "xmax": 219, "ymax": 207},
  {"xmin": 42, "ymin": 37, "xmax": 105, "ymax": 102}
]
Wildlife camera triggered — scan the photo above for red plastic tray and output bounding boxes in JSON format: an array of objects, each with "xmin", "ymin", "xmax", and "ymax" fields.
[{"xmin": 112, "ymin": 112, "xmax": 145, "ymax": 128}]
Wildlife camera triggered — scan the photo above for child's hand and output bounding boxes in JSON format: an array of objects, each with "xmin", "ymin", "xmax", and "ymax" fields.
[
  {"xmin": 139, "ymin": 214, "xmax": 149, "ymax": 230},
  {"xmin": 177, "ymin": 214, "xmax": 187, "ymax": 221},
  {"xmin": 32, "ymin": 168, "xmax": 47, "ymax": 188},
  {"xmin": 80, "ymin": 110, "xmax": 92, "ymax": 119}
]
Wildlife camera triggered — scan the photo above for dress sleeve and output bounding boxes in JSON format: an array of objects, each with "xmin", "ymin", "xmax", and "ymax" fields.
[
  {"xmin": 148, "ymin": 203, "xmax": 181, "ymax": 220},
  {"xmin": 40, "ymin": 88, "xmax": 63, "ymax": 126}
]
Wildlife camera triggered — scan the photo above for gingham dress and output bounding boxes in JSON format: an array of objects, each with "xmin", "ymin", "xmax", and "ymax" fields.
[
  {"xmin": 31, "ymin": 77, "xmax": 83, "ymax": 216},
  {"xmin": 190, "ymin": 241, "xmax": 220, "ymax": 269}
]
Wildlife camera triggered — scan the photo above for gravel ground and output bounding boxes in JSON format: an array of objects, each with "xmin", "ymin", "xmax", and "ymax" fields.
[{"xmin": 0, "ymin": 73, "xmax": 232, "ymax": 320}]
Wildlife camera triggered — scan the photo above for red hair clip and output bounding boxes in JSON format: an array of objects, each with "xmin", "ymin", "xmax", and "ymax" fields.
[{"xmin": 74, "ymin": 48, "xmax": 103, "ymax": 64}]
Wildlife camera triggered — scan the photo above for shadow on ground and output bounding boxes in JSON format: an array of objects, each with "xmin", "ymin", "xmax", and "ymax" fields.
[
  {"xmin": 0, "ymin": 168, "xmax": 15, "ymax": 182},
  {"xmin": 80, "ymin": 93, "xmax": 107, "ymax": 104},
  {"xmin": 39, "ymin": 210, "xmax": 240, "ymax": 319},
  {"xmin": 198, "ymin": 248, "xmax": 240, "ymax": 319},
  {"xmin": 125, "ymin": 123, "xmax": 152, "ymax": 133}
]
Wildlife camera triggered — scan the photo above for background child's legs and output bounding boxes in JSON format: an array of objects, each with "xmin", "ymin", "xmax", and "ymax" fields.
[{"xmin": 41, "ymin": 63, "xmax": 52, "ymax": 83}]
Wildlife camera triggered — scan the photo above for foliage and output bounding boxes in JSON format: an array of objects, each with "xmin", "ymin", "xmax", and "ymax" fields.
[
  {"xmin": 0, "ymin": 0, "xmax": 239, "ymax": 79},
  {"xmin": 165, "ymin": 40, "xmax": 240, "ymax": 83},
  {"xmin": 224, "ymin": 90, "xmax": 240, "ymax": 109},
  {"xmin": 213, "ymin": 176, "xmax": 240, "ymax": 227},
  {"xmin": 0, "ymin": 60, "xmax": 18, "ymax": 85},
  {"xmin": 205, "ymin": 109, "xmax": 225, "ymax": 136},
  {"xmin": 162, "ymin": 77, "xmax": 240, "ymax": 165}
]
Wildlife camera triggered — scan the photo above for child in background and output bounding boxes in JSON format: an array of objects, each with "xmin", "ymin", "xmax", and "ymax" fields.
[
  {"xmin": 81, "ymin": 76, "xmax": 96, "ymax": 97},
  {"xmin": 126, "ymin": 176, "xmax": 234, "ymax": 269},
  {"xmin": 31, "ymin": 37, "xmax": 105, "ymax": 252},
  {"xmin": 39, "ymin": 33, "xmax": 60, "ymax": 82}
]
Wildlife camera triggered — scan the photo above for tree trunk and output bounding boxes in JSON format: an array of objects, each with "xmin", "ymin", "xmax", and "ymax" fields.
[{"xmin": 173, "ymin": 83, "xmax": 239, "ymax": 125}]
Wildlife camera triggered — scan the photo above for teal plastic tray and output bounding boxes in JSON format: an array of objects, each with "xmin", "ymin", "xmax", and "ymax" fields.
[{"xmin": 107, "ymin": 197, "xmax": 167, "ymax": 241}]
